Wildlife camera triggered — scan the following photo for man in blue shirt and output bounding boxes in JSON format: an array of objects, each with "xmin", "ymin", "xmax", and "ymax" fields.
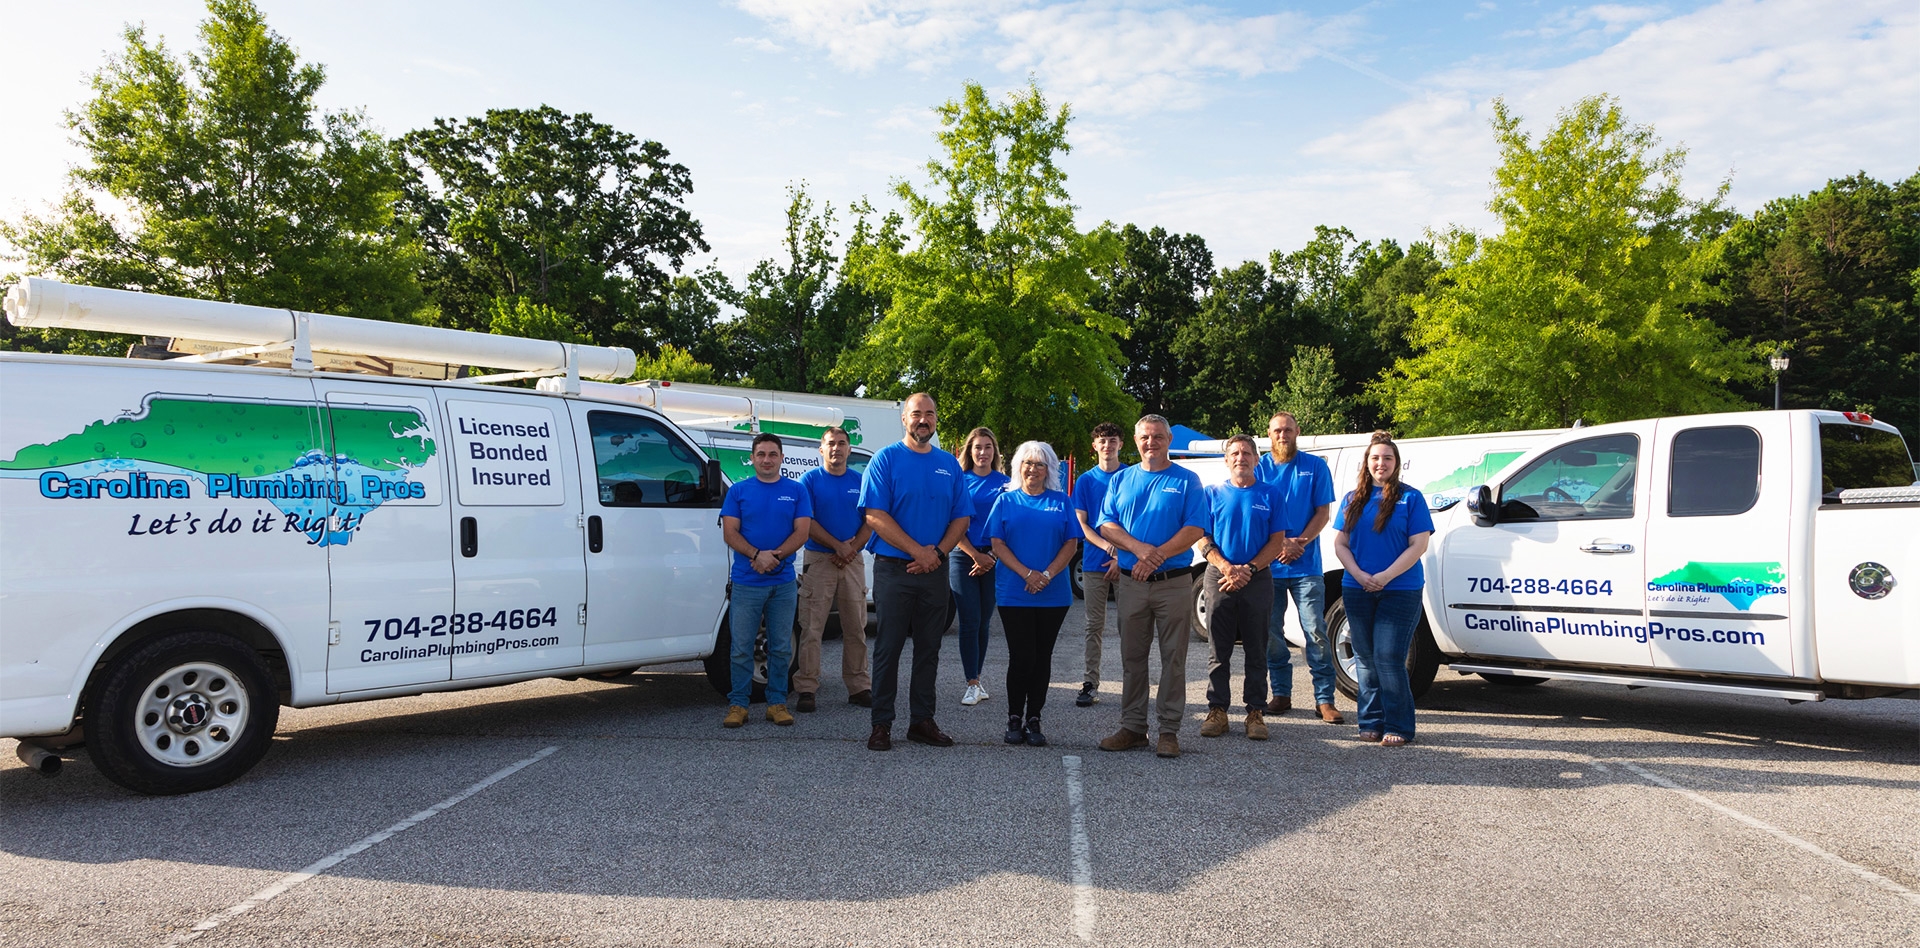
[
  {"xmin": 1194, "ymin": 435, "xmax": 1292, "ymax": 741},
  {"xmin": 858, "ymin": 393, "xmax": 971, "ymax": 751},
  {"xmin": 1070, "ymin": 421, "xmax": 1126, "ymax": 708},
  {"xmin": 719, "ymin": 433, "xmax": 814, "ymax": 728},
  {"xmin": 795, "ymin": 427, "xmax": 873, "ymax": 713},
  {"xmin": 1095, "ymin": 414, "xmax": 1209, "ymax": 759},
  {"xmin": 1256, "ymin": 411, "xmax": 1343, "ymax": 723}
]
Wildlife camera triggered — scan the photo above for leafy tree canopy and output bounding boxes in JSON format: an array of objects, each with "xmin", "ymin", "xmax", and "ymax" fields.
[
  {"xmin": 1374, "ymin": 95, "xmax": 1758, "ymax": 433},
  {"xmin": 1089, "ymin": 224, "xmax": 1213, "ymax": 418},
  {"xmin": 1253, "ymin": 345, "xmax": 1352, "ymax": 436}
]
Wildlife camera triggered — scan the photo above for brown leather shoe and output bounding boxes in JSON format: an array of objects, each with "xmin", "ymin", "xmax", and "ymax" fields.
[
  {"xmin": 906, "ymin": 719, "xmax": 955, "ymax": 747},
  {"xmin": 1245, "ymin": 708, "xmax": 1269, "ymax": 740},
  {"xmin": 766, "ymin": 704, "xmax": 794, "ymax": 726},
  {"xmin": 1200, "ymin": 708, "xmax": 1229, "ymax": 738},
  {"xmin": 1316, "ymin": 702, "xmax": 1344, "ymax": 724},
  {"xmin": 795, "ymin": 692, "xmax": 816, "ymax": 713},
  {"xmin": 848, "ymin": 689, "xmax": 873, "ymax": 707},
  {"xmin": 867, "ymin": 725, "xmax": 891, "ymax": 751},
  {"xmin": 1156, "ymin": 733, "xmax": 1181, "ymax": 758},
  {"xmin": 1098, "ymin": 727, "xmax": 1148, "ymax": 752},
  {"xmin": 1265, "ymin": 696, "xmax": 1291, "ymax": 714},
  {"xmin": 722, "ymin": 705, "xmax": 748, "ymax": 728}
]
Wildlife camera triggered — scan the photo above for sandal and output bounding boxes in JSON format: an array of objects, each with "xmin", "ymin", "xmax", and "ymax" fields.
[
  {"xmin": 1380, "ymin": 733, "xmax": 1412, "ymax": 747},
  {"xmin": 1354, "ymin": 730, "xmax": 1382, "ymax": 743}
]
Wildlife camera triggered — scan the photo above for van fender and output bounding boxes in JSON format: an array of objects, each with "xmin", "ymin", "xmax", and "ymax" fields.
[{"xmin": 72, "ymin": 597, "xmax": 309, "ymax": 712}]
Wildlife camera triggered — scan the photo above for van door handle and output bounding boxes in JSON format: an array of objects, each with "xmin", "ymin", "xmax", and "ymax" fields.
[
  {"xmin": 460, "ymin": 517, "xmax": 477, "ymax": 557},
  {"xmin": 1579, "ymin": 541, "xmax": 1633, "ymax": 554},
  {"xmin": 587, "ymin": 515, "xmax": 603, "ymax": 553}
]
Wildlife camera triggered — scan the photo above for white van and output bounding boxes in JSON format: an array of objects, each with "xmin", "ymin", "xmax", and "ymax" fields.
[{"xmin": 0, "ymin": 280, "xmax": 739, "ymax": 794}]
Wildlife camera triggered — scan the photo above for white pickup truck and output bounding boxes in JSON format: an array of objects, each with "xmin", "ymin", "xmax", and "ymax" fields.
[{"xmin": 1194, "ymin": 409, "xmax": 1918, "ymax": 703}]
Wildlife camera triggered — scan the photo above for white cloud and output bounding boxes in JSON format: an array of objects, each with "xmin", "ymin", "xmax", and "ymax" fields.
[
  {"xmin": 732, "ymin": 0, "xmax": 1013, "ymax": 72},
  {"xmin": 731, "ymin": 36, "xmax": 786, "ymax": 52}
]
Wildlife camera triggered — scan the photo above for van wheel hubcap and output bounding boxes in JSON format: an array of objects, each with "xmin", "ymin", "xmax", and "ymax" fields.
[{"xmin": 137, "ymin": 662, "xmax": 248, "ymax": 766}]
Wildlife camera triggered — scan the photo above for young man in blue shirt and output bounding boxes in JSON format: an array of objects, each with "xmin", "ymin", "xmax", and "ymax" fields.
[
  {"xmin": 1194, "ymin": 435, "xmax": 1292, "ymax": 740},
  {"xmin": 1257, "ymin": 410, "xmax": 1344, "ymax": 724},
  {"xmin": 794, "ymin": 426, "xmax": 873, "ymax": 713},
  {"xmin": 719, "ymin": 433, "xmax": 814, "ymax": 728},
  {"xmin": 1095, "ymin": 415, "xmax": 1210, "ymax": 759},
  {"xmin": 1070, "ymin": 421, "xmax": 1126, "ymax": 707},
  {"xmin": 858, "ymin": 393, "xmax": 971, "ymax": 751}
]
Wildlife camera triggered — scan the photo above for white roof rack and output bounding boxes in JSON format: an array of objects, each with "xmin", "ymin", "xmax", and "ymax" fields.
[
  {"xmin": 3, "ymin": 279, "xmax": 637, "ymax": 387},
  {"xmin": 542, "ymin": 378, "xmax": 845, "ymax": 430}
]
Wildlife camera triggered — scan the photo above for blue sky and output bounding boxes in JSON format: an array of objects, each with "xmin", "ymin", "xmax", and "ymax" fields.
[{"xmin": 4, "ymin": 1, "xmax": 1915, "ymax": 286}]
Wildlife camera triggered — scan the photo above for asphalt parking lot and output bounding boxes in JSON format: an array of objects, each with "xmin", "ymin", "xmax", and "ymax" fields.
[{"xmin": 3, "ymin": 599, "xmax": 1916, "ymax": 948}]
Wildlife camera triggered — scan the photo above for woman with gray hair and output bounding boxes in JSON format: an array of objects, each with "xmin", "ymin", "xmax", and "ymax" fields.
[{"xmin": 983, "ymin": 441, "xmax": 1080, "ymax": 746}]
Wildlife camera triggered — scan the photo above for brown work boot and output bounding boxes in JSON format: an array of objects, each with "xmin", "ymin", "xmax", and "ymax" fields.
[
  {"xmin": 795, "ymin": 692, "xmax": 816, "ymax": 713},
  {"xmin": 906, "ymin": 719, "xmax": 954, "ymax": 747},
  {"xmin": 766, "ymin": 704, "xmax": 795, "ymax": 726},
  {"xmin": 1098, "ymin": 727, "xmax": 1149, "ymax": 752},
  {"xmin": 1200, "ymin": 708, "xmax": 1230, "ymax": 738},
  {"xmin": 1156, "ymin": 733, "xmax": 1181, "ymax": 758},
  {"xmin": 848, "ymin": 689, "xmax": 873, "ymax": 707},
  {"xmin": 722, "ymin": 705, "xmax": 748, "ymax": 728},
  {"xmin": 1265, "ymin": 695, "xmax": 1291, "ymax": 715},
  {"xmin": 1317, "ymin": 702, "xmax": 1344, "ymax": 724},
  {"xmin": 1245, "ymin": 708, "xmax": 1268, "ymax": 741},
  {"xmin": 867, "ymin": 725, "xmax": 892, "ymax": 751}
]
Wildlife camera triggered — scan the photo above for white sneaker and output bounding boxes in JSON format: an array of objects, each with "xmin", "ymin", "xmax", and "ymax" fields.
[
  {"xmin": 975, "ymin": 683, "xmax": 990, "ymax": 700},
  {"xmin": 961, "ymin": 683, "xmax": 982, "ymax": 706}
]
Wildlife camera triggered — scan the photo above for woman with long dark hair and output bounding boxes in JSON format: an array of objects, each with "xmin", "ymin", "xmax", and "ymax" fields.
[
  {"xmin": 1331, "ymin": 433, "xmax": 1434, "ymax": 746},
  {"xmin": 952, "ymin": 426, "xmax": 1010, "ymax": 707}
]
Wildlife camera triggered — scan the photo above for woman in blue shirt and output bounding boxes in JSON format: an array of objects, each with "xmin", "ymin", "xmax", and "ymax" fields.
[
  {"xmin": 952, "ymin": 427, "xmax": 1010, "ymax": 707},
  {"xmin": 984, "ymin": 441, "xmax": 1079, "ymax": 746},
  {"xmin": 1331, "ymin": 433, "xmax": 1433, "ymax": 746}
]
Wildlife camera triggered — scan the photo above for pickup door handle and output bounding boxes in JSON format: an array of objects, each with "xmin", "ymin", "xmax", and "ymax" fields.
[
  {"xmin": 587, "ymin": 515, "xmax": 603, "ymax": 553},
  {"xmin": 460, "ymin": 517, "xmax": 477, "ymax": 557},
  {"xmin": 1579, "ymin": 541, "xmax": 1634, "ymax": 554}
]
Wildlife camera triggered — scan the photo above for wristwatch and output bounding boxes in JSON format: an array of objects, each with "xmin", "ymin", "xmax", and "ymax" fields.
[{"xmin": 1041, "ymin": 569, "xmax": 1051, "ymax": 579}]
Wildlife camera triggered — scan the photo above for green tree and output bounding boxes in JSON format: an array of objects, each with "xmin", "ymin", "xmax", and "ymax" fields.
[
  {"xmin": 2, "ymin": 0, "xmax": 423, "ymax": 354},
  {"xmin": 836, "ymin": 82, "xmax": 1136, "ymax": 460},
  {"xmin": 1253, "ymin": 345, "xmax": 1352, "ymax": 435},
  {"xmin": 486, "ymin": 297, "xmax": 584, "ymax": 344},
  {"xmin": 1088, "ymin": 224, "xmax": 1213, "ymax": 418},
  {"xmin": 630, "ymin": 344, "xmax": 717, "ymax": 384},
  {"xmin": 1373, "ymin": 96, "xmax": 1757, "ymax": 433},
  {"xmin": 1170, "ymin": 260, "xmax": 1296, "ymax": 434},
  {"xmin": 398, "ymin": 106, "xmax": 708, "ymax": 352}
]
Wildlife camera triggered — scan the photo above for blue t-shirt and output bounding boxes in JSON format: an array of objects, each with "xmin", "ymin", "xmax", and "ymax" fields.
[
  {"xmin": 1071, "ymin": 466, "xmax": 1121, "ymax": 571},
  {"xmin": 858, "ymin": 441, "xmax": 970, "ymax": 559},
  {"xmin": 798, "ymin": 467, "xmax": 864, "ymax": 553},
  {"xmin": 960, "ymin": 469, "xmax": 1011, "ymax": 549},
  {"xmin": 1095, "ymin": 463, "xmax": 1210, "ymax": 571},
  {"xmin": 1333, "ymin": 486, "xmax": 1434, "ymax": 591},
  {"xmin": 1256, "ymin": 450, "xmax": 1336, "ymax": 578},
  {"xmin": 721, "ymin": 476, "xmax": 814, "ymax": 586},
  {"xmin": 984, "ymin": 488, "xmax": 1079, "ymax": 607},
  {"xmin": 1204, "ymin": 480, "xmax": 1289, "ymax": 567}
]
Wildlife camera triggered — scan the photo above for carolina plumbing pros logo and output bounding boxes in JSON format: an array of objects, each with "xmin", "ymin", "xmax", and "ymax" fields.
[
  {"xmin": 1647, "ymin": 561, "xmax": 1787, "ymax": 611},
  {"xmin": 0, "ymin": 395, "xmax": 435, "ymax": 547}
]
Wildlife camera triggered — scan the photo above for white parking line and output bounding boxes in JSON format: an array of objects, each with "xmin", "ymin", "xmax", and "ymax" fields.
[
  {"xmin": 1061, "ymin": 755, "xmax": 1096, "ymax": 941},
  {"xmin": 164, "ymin": 745, "xmax": 560, "ymax": 947},
  {"xmin": 1609, "ymin": 757, "xmax": 1920, "ymax": 908}
]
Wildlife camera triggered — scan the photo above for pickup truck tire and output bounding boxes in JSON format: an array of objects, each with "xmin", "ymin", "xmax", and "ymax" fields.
[
  {"xmin": 84, "ymin": 630, "xmax": 279, "ymax": 795},
  {"xmin": 1327, "ymin": 597, "xmax": 1440, "ymax": 703}
]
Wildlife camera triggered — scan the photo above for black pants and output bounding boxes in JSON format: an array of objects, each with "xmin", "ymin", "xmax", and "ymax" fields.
[
  {"xmin": 999, "ymin": 604, "xmax": 1069, "ymax": 720},
  {"xmin": 1204, "ymin": 565, "xmax": 1272, "ymax": 712},
  {"xmin": 870, "ymin": 556, "xmax": 949, "ymax": 728}
]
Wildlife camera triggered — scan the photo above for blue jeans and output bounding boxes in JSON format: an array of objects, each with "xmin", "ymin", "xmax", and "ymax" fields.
[
  {"xmin": 729, "ymin": 581, "xmax": 797, "ymax": 707},
  {"xmin": 1343, "ymin": 587, "xmax": 1422, "ymax": 738},
  {"xmin": 1267, "ymin": 574, "xmax": 1336, "ymax": 706},
  {"xmin": 950, "ymin": 554, "xmax": 997, "ymax": 682}
]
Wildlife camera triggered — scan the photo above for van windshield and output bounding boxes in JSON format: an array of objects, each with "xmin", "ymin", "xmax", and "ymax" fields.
[{"xmin": 1820, "ymin": 424, "xmax": 1915, "ymax": 499}]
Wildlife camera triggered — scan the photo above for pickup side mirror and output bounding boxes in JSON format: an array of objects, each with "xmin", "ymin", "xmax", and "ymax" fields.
[{"xmin": 1467, "ymin": 484, "xmax": 1499, "ymax": 527}]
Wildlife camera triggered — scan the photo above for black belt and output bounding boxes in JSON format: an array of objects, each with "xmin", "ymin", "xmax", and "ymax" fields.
[{"xmin": 1137, "ymin": 565, "xmax": 1202, "ymax": 583}]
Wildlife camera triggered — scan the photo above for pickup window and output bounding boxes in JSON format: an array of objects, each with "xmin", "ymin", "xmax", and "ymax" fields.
[
  {"xmin": 1668, "ymin": 426, "xmax": 1760, "ymax": 517},
  {"xmin": 1499, "ymin": 434, "xmax": 1639, "ymax": 521},
  {"xmin": 1820, "ymin": 423, "xmax": 1914, "ymax": 500}
]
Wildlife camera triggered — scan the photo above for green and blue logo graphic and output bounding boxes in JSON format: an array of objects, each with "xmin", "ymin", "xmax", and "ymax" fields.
[{"xmin": 1647, "ymin": 562, "xmax": 1787, "ymax": 611}]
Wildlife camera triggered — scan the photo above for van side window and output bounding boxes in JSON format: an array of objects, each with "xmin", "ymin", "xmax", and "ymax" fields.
[
  {"xmin": 587, "ymin": 411, "xmax": 708, "ymax": 507},
  {"xmin": 1668, "ymin": 426, "xmax": 1761, "ymax": 517},
  {"xmin": 1499, "ymin": 434, "xmax": 1639, "ymax": 521}
]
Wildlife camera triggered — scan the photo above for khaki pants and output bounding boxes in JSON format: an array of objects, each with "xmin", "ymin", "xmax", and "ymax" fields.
[
  {"xmin": 794, "ymin": 549, "xmax": 871, "ymax": 695},
  {"xmin": 1080, "ymin": 568, "xmax": 1117, "ymax": 686},
  {"xmin": 1115, "ymin": 572, "xmax": 1194, "ymax": 735}
]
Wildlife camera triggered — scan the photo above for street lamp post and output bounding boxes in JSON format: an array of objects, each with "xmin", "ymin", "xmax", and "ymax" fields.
[{"xmin": 1770, "ymin": 353, "xmax": 1790, "ymax": 410}]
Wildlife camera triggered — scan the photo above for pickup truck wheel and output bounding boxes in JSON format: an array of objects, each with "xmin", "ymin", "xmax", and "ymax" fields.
[
  {"xmin": 85, "ymin": 631, "xmax": 279, "ymax": 795},
  {"xmin": 1327, "ymin": 598, "xmax": 1441, "ymax": 702},
  {"xmin": 1480, "ymin": 671, "xmax": 1547, "ymax": 687},
  {"xmin": 1070, "ymin": 550, "xmax": 1085, "ymax": 600}
]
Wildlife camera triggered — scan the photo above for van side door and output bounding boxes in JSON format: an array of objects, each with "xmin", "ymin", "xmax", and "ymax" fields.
[
  {"xmin": 1645, "ymin": 415, "xmax": 1797, "ymax": 676},
  {"xmin": 1440, "ymin": 429, "xmax": 1653, "ymax": 667},
  {"xmin": 440, "ymin": 391, "xmax": 587, "ymax": 679},
  {"xmin": 568, "ymin": 405, "xmax": 727, "ymax": 664}
]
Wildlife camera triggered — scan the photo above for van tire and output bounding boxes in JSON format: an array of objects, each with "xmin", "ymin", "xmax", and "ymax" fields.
[
  {"xmin": 1328, "ymin": 597, "xmax": 1440, "ymax": 703},
  {"xmin": 84, "ymin": 631, "xmax": 279, "ymax": 795},
  {"xmin": 703, "ymin": 618, "xmax": 733, "ymax": 696}
]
